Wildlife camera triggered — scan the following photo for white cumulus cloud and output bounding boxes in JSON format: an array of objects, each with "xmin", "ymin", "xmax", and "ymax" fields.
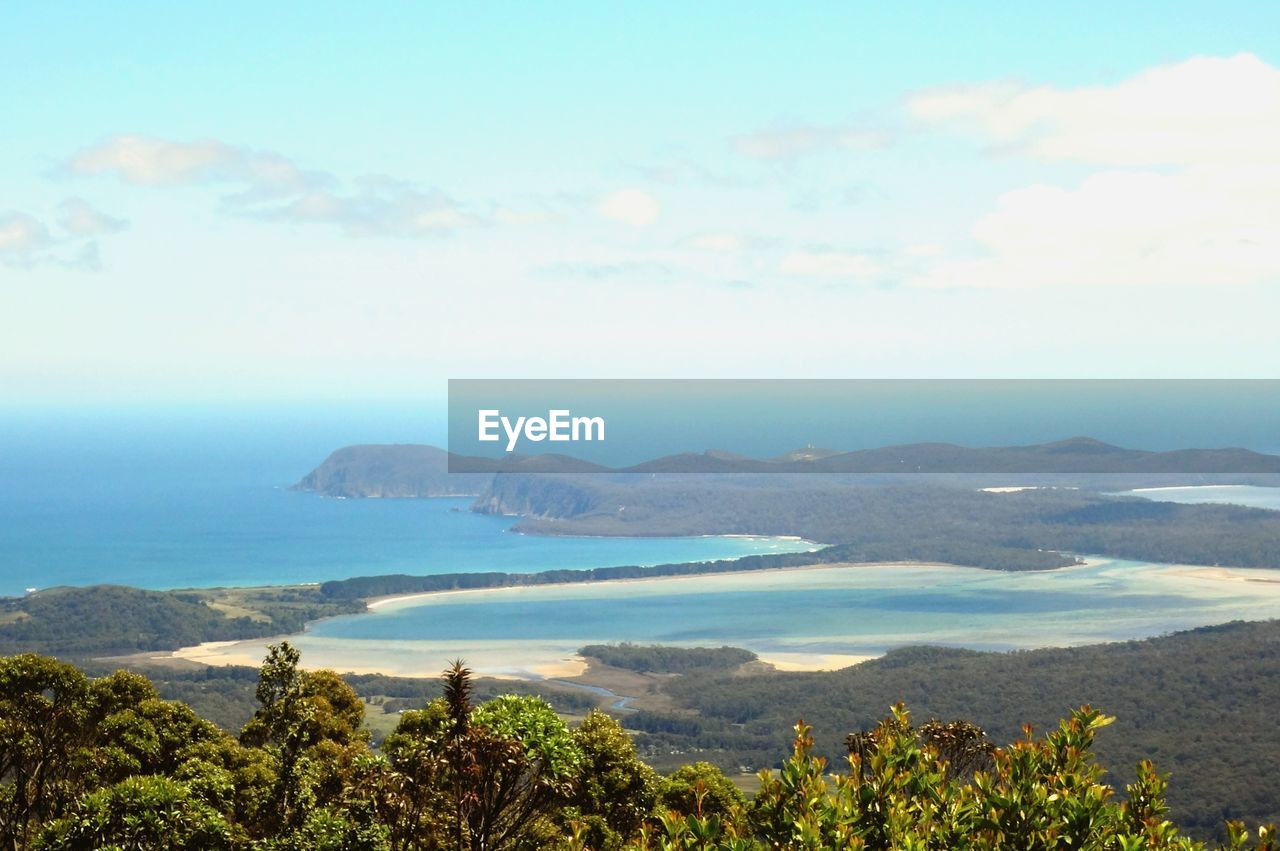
[
  {"xmin": 909, "ymin": 53, "xmax": 1280, "ymax": 167},
  {"xmin": 0, "ymin": 212, "xmax": 53, "ymax": 265},
  {"xmin": 0, "ymin": 202, "xmax": 126, "ymax": 271},
  {"xmin": 905, "ymin": 53, "xmax": 1280, "ymax": 289},
  {"xmin": 68, "ymin": 135, "xmax": 325, "ymax": 197},
  {"xmin": 57, "ymin": 198, "xmax": 128, "ymax": 237}
]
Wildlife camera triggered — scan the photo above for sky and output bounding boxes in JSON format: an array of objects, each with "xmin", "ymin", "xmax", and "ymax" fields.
[{"xmin": 3, "ymin": 2, "xmax": 1280, "ymax": 405}]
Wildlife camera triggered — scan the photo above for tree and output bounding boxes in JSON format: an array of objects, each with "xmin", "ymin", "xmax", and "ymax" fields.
[
  {"xmin": 566, "ymin": 711, "xmax": 659, "ymax": 849},
  {"xmin": 387, "ymin": 661, "xmax": 584, "ymax": 851},
  {"xmin": 658, "ymin": 763, "xmax": 745, "ymax": 822},
  {"xmin": 455, "ymin": 692, "xmax": 583, "ymax": 848},
  {"xmin": 254, "ymin": 804, "xmax": 391, "ymax": 851},
  {"xmin": 379, "ymin": 700, "xmax": 452, "ymax": 851},
  {"xmin": 34, "ymin": 775, "xmax": 236, "ymax": 851},
  {"xmin": 847, "ymin": 717, "xmax": 994, "ymax": 783},
  {"xmin": 241, "ymin": 642, "xmax": 370, "ymax": 836},
  {"xmin": 0, "ymin": 655, "xmax": 95, "ymax": 849}
]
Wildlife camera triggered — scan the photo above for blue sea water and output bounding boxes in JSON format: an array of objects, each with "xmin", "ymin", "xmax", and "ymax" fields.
[{"xmin": 0, "ymin": 406, "xmax": 810, "ymax": 597}]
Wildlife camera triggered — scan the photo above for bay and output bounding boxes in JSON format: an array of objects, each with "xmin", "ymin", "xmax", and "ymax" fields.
[
  {"xmin": 184, "ymin": 558, "xmax": 1280, "ymax": 678},
  {"xmin": 0, "ymin": 406, "xmax": 810, "ymax": 596}
]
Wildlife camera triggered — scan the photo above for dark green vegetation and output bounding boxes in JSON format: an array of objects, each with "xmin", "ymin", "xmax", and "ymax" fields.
[
  {"xmin": 316, "ymin": 543, "xmax": 1076, "ymax": 602},
  {"xmin": 57, "ymin": 623, "xmax": 1280, "ymax": 842},
  {"xmin": 2, "ymin": 649, "xmax": 1275, "ymax": 850},
  {"xmin": 72, "ymin": 663, "xmax": 601, "ymax": 736},
  {"xmin": 617, "ymin": 437, "xmax": 1280, "ymax": 475},
  {"xmin": 606, "ymin": 621, "xmax": 1280, "ymax": 841},
  {"xmin": 0, "ymin": 585, "xmax": 362, "ymax": 657},
  {"xmin": 480, "ymin": 475, "xmax": 1280, "ymax": 568},
  {"xmin": 578, "ymin": 644, "xmax": 757, "ymax": 674}
]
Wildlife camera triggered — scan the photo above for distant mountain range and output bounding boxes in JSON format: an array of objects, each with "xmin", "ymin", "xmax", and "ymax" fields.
[{"xmin": 293, "ymin": 438, "xmax": 1280, "ymax": 497}]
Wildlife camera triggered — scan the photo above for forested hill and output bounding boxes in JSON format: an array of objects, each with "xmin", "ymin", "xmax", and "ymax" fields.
[
  {"xmin": 0, "ymin": 585, "xmax": 362, "ymax": 657},
  {"xmin": 292, "ymin": 439, "xmax": 1280, "ymax": 497},
  {"xmin": 290, "ymin": 441, "xmax": 1280, "ymax": 567},
  {"xmin": 481, "ymin": 476, "xmax": 1280, "ymax": 568},
  {"xmin": 622, "ymin": 619, "xmax": 1280, "ymax": 840}
]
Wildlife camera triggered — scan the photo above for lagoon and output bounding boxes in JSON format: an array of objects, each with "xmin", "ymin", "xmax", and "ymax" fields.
[
  {"xmin": 1119, "ymin": 485, "xmax": 1280, "ymax": 511},
  {"xmin": 176, "ymin": 558, "xmax": 1280, "ymax": 679}
]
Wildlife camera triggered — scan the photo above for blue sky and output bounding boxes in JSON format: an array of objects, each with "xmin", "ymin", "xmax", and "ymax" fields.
[{"xmin": 3, "ymin": 2, "xmax": 1279, "ymax": 403}]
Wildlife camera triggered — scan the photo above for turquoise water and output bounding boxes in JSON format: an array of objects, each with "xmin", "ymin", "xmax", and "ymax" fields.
[
  {"xmin": 268, "ymin": 559, "xmax": 1280, "ymax": 677},
  {"xmin": 1119, "ymin": 485, "xmax": 1280, "ymax": 511},
  {"xmin": 0, "ymin": 407, "xmax": 809, "ymax": 596}
]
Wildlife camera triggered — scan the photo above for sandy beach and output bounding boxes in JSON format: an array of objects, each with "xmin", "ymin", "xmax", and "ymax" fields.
[
  {"xmin": 172, "ymin": 561, "xmax": 970, "ymax": 676},
  {"xmin": 165, "ymin": 556, "xmax": 1280, "ymax": 681},
  {"xmin": 1156, "ymin": 564, "xmax": 1280, "ymax": 585},
  {"xmin": 362, "ymin": 559, "xmax": 961, "ymax": 611}
]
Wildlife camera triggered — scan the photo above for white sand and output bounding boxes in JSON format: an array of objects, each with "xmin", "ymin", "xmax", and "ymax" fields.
[{"xmin": 167, "ymin": 557, "xmax": 1280, "ymax": 680}]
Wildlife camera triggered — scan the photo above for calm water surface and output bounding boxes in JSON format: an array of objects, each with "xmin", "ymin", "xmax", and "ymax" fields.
[{"xmin": 0, "ymin": 406, "xmax": 809, "ymax": 595}]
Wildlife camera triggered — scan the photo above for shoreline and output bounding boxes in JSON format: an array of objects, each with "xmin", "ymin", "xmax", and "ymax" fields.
[
  {"xmin": 44, "ymin": 529, "xmax": 820, "ymax": 600},
  {"xmin": 361, "ymin": 558, "xmax": 1039, "ymax": 610},
  {"xmin": 171, "ymin": 559, "xmax": 1108, "ymax": 676},
  {"xmin": 159, "ymin": 556, "xmax": 1280, "ymax": 682},
  {"xmin": 1128, "ymin": 484, "xmax": 1259, "ymax": 493}
]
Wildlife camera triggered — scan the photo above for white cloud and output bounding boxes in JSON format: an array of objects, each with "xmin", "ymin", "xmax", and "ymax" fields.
[
  {"xmin": 258, "ymin": 182, "xmax": 475, "ymax": 238},
  {"xmin": 598, "ymin": 188, "xmax": 660, "ymax": 227},
  {"xmin": 0, "ymin": 205, "xmax": 123, "ymax": 271},
  {"xmin": 57, "ymin": 198, "xmax": 128, "ymax": 237},
  {"xmin": 734, "ymin": 124, "xmax": 891, "ymax": 161},
  {"xmin": 905, "ymin": 54, "xmax": 1280, "ymax": 289},
  {"xmin": 0, "ymin": 212, "xmax": 53, "ymax": 265},
  {"xmin": 908, "ymin": 53, "xmax": 1280, "ymax": 167},
  {"xmin": 68, "ymin": 135, "xmax": 325, "ymax": 196},
  {"xmin": 912, "ymin": 167, "xmax": 1280, "ymax": 288},
  {"xmin": 65, "ymin": 135, "xmax": 481, "ymax": 237},
  {"xmin": 779, "ymin": 250, "xmax": 880, "ymax": 280}
]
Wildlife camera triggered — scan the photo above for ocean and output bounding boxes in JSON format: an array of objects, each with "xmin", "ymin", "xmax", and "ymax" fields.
[
  {"xmin": 5, "ymin": 405, "xmax": 1279, "ymax": 677},
  {"xmin": 0, "ymin": 405, "xmax": 810, "ymax": 597}
]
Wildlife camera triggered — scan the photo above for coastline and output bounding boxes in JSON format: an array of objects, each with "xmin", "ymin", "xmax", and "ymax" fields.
[
  {"xmin": 1129, "ymin": 484, "xmax": 1256, "ymax": 493},
  {"xmin": 171, "ymin": 559, "xmax": 1106, "ymax": 676},
  {"xmin": 159, "ymin": 556, "xmax": 1280, "ymax": 682},
  {"xmin": 361, "ymin": 559, "xmax": 1014, "ymax": 611}
]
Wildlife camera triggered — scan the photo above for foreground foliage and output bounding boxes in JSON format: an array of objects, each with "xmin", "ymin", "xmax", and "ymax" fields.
[
  {"xmin": 1, "ymin": 649, "xmax": 1274, "ymax": 850},
  {"xmin": 626, "ymin": 708, "xmax": 1276, "ymax": 851},
  {"xmin": 634, "ymin": 621, "xmax": 1280, "ymax": 837}
]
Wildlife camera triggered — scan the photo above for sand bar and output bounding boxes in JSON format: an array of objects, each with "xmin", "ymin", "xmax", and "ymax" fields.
[{"xmin": 167, "ymin": 557, "xmax": 1280, "ymax": 680}]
